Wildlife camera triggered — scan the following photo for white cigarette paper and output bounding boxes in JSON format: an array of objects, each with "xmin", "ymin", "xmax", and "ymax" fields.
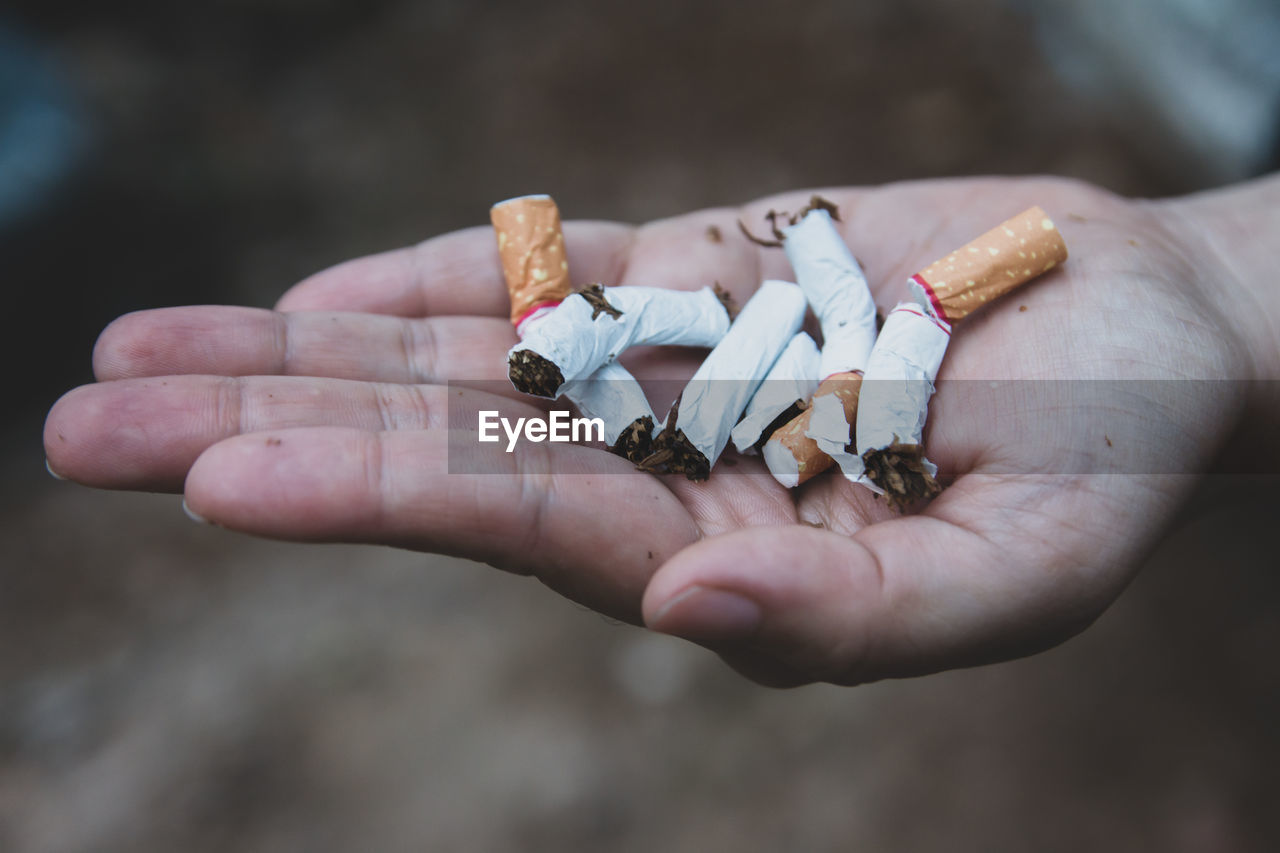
[
  {"xmin": 828, "ymin": 303, "xmax": 951, "ymax": 489},
  {"xmin": 730, "ymin": 332, "xmax": 821, "ymax": 454},
  {"xmin": 667, "ymin": 280, "xmax": 808, "ymax": 477},
  {"xmin": 518, "ymin": 311, "xmax": 657, "ymax": 451},
  {"xmin": 808, "ymin": 390, "xmax": 860, "ymax": 460},
  {"xmin": 510, "ymin": 285, "xmax": 730, "ymax": 396},
  {"xmin": 783, "ymin": 209, "xmax": 878, "ymax": 380},
  {"xmin": 560, "ymin": 360, "xmax": 658, "ymax": 448}
]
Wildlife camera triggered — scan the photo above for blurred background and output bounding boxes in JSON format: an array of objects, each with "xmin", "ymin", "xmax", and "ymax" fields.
[{"xmin": 3, "ymin": 1, "xmax": 1279, "ymax": 850}]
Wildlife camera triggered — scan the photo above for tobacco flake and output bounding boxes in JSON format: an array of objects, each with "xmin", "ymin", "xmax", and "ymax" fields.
[
  {"xmin": 737, "ymin": 218, "xmax": 783, "ymax": 249},
  {"xmin": 575, "ymin": 282, "xmax": 623, "ymax": 321},
  {"xmin": 610, "ymin": 415, "xmax": 655, "ymax": 463},
  {"xmin": 796, "ymin": 194, "xmax": 841, "ymax": 222},
  {"xmin": 508, "ymin": 349, "xmax": 565, "ymax": 397},
  {"xmin": 712, "ymin": 281, "xmax": 737, "ymax": 318},
  {"xmin": 861, "ymin": 441, "xmax": 941, "ymax": 511}
]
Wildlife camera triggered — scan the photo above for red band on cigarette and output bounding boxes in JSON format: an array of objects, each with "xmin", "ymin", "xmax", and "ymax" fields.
[
  {"xmin": 895, "ymin": 303, "xmax": 952, "ymax": 335},
  {"xmin": 911, "ymin": 207, "xmax": 1067, "ymax": 322},
  {"xmin": 910, "ymin": 273, "xmax": 950, "ymax": 324},
  {"xmin": 513, "ymin": 299, "xmax": 563, "ymax": 331}
]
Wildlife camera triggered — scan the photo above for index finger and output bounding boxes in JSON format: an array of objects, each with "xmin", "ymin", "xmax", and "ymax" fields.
[
  {"xmin": 276, "ymin": 222, "xmax": 637, "ymax": 318},
  {"xmin": 273, "ymin": 193, "xmax": 839, "ymax": 320}
]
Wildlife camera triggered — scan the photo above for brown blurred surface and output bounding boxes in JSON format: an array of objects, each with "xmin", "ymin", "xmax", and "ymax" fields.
[{"xmin": 3, "ymin": 1, "xmax": 1278, "ymax": 850}]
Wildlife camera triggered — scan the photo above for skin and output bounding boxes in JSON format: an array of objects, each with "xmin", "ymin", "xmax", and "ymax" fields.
[{"xmin": 44, "ymin": 175, "xmax": 1280, "ymax": 687}]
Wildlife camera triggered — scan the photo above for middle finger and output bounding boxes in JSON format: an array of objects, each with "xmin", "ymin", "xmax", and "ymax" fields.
[
  {"xmin": 93, "ymin": 306, "xmax": 517, "ymax": 386},
  {"xmin": 45, "ymin": 376, "xmax": 548, "ymax": 492}
]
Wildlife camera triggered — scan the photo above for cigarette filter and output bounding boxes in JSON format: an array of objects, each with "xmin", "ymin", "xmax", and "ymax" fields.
[
  {"xmin": 762, "ymin": 208, "xmax": 879, "ymax": 488},
  {"xmin": 764, "ymin": 371, "xmax": 864, "ymax": 488},
  {"xmin": 908, "ymin": 206, "xmax": 1067, "ymax": 323},
  {"xmin": 491, "ymin": 195, "xmax": 573, "ymax": 328},
  {"xmin": 730, "ymin": 332, "xmax": 821, "ymax": 454},
  {"xmin": 660, "ymin": 280, "xmax": 808, "ymax": 480},
  {"xmin": 509, "ymin": 285, "xmax": 730, "ymax": 398}
]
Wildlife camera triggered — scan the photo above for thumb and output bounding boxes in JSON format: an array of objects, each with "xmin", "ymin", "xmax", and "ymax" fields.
[{"xmin": 641, "ymin": 487, "xmax": 1127, "ymax": 685}]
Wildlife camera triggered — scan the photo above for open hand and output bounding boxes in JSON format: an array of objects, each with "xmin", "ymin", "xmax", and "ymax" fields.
[{"xmin": 44, "ymin": 175, "xmax": 1277, "ymax": 686}]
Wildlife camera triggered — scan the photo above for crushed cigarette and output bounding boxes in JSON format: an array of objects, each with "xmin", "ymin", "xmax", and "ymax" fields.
[
  {"xmin": 847, "ymin": 303, "xmax": 951, "ymax": 508},
  {"xmin": 655, "ymin": 280, "xmax": 808, "ymax": 480},
  {"xmin": 849, "ymin": 207, "xmax": 1068, "ymax": 508},
  {"xmin": 560, "ymin": 360, "xmax": 660, "ymax": 460},
  {"xmin": 508, "ymin": 284, "xmax": 731, "ymax": 398},
  {"xmin": 493, "ymin": 194, "xmax": 659, "ymax": 458},
  {"xmin": 757, "ymin": 207, "xmax": 878, "ymax": 488}
]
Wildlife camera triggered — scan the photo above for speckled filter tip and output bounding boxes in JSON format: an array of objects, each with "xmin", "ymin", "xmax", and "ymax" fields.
[
  {"xmin": 909, "ymin": 206, "xmax": 1067, "ymax": 323},
  {"xmin": 491, "ymin": 194, "xmax": 573, "ymax": 327}
]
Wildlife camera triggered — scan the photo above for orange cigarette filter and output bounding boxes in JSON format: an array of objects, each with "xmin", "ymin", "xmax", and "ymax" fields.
[
  {"xmin": 491, "ymin": 195, "xmax": 573, "ymax": 326},
  {"xmin": 765, "ymin": 371, "xmax": 863, "ymax": 486},
  {"xmin": 911, "ymin": 206, "xmax": 1067, "ymax": 323}
]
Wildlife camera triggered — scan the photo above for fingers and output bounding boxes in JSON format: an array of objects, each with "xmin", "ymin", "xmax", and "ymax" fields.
[
  {"xmin": 275, "ymin": 222, "xmax": 637, "ymax": 316},
  {"xmin": 90, "ymin": 206, "xmax": 777, "ymax": 387},
  {"xmin": 96, "ymin": 179, "xmax": 1108, "ymax": 387},
  {"xmin": 44, "ymin": 376, "xmax": 540, "ymax": 492},
  {"xmin": 93, "ymin": 306, "xmax": 515, "ymax": 385},
  {"xmin": 643, "ymin": 475, "xmax": 1145, "ymax": 685},
  {"xmin": 276, "ymin": 207, "xmax": 774, "ymax": 319},
  {"xmin": 183, "ymin": 427, "xmax": 700, "ymax": 622},
  {"xmin": 95, "ymin": 191, "xmax": 976, "ymax": 387}
]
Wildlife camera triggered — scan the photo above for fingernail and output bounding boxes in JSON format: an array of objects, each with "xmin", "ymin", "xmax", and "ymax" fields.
[
  {"xmin": 650, "ymin": 585, "xmax": 762, "ymax": 643},
  {"xmin": 182, "ymin": 499, "xmax": 211, "ymax": 525},
  {"xmin": 45, "ymin": 459, "xmax": 68, "ymax": 481}
]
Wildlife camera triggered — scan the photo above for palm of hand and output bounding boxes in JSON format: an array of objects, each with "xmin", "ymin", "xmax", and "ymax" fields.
[{"xmin": 46, "ymin": 176, "xmax": 1244, "ymax": 685}]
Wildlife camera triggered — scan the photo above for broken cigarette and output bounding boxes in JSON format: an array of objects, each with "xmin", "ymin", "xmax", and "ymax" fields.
[
  {"xmin": 656, "ymin": 280, "xmax": 808, "ymax": 480},
  {"xmin": 842, "ymin": 303, "xmax": 951, "ymax": 504},
  {"xmin": 848, "ymin": 206, "xmax": 1068, "ymax": 508},
  {"xmin": 761, "ymin": 207, "xmax": 879, "ymax": 488},
  {"xmin": 765, "ymin": 372, "xmax": 865, "ymax": 488},
  {"xmin": 508, "ymin": 284, "xmax": 731, "ymax": 398},
  {"xmin": 492, "ymin": 194, "xmax": 660, "ymax": 458},
  {"xmin": 560, "ymin": 360, "xmax": 660, "ymax": 460},
  {"xmin": 730, "ymin": 331, "xmax": 821, "ymax": 454}
]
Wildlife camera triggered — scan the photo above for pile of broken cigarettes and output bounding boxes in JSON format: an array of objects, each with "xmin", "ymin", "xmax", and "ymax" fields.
[{"xmin": 492, "ymin": 193, "xmax": 1067, "ymax": 509}]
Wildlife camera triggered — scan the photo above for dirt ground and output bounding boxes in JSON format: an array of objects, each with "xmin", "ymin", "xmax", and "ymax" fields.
[{"xmin": 3, "ymin": 2, "xmax": 1278, "ymax": 850}]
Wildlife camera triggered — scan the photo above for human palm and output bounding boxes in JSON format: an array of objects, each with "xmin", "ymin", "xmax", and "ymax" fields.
[{"xmin": 45, "ymin": 176, "xmax": 1260, "ymax": 686}]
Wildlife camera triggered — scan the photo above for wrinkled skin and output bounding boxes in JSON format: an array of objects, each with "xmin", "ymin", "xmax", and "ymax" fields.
[{"xmin": 44, "ymin": 175, "xmax": 1280, "ymax": 686}]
